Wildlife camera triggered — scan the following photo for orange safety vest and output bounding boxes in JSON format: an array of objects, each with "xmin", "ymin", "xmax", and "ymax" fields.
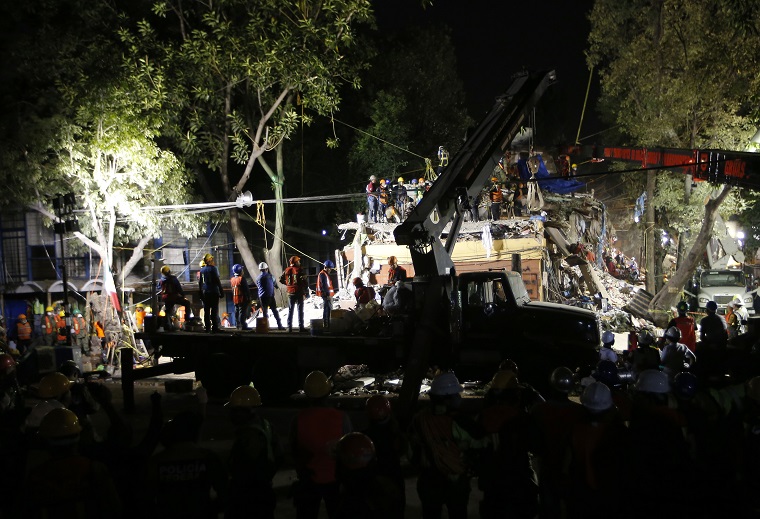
[
  {"xmin": 230, "ymin": 276, "xmax": 246, "ymax": 305},
  {"xmin": 43, "ymin": 314, "xmax": 55, "ymax": 336},
  {"xmin": 56, "ymin": 316, "xmax": 67, "ymax": 342},
  {"xmin": 135, "ymin": 309, "xmax": 145, "ymax": 329},
  {"xmin": 17, "ymin": 321, "xmax": 32, "ymax": 341},
  {"xmin": 94, "ymin": 322, "xmax": 105, "ymax": 339},
  {"xmin": 489, "ymin": 186, "xmax": 503, "ymax": 203},
  {"xmin": 72, "ymin": 318, "xmax": 80, "ymax": 336},
  {"xmin": 673, "ymin": 315, "xmax": 697, "ymax": 353},
  {"xmin": 316, "ymin": 270, "xmax": 334, "ymax": 298}
]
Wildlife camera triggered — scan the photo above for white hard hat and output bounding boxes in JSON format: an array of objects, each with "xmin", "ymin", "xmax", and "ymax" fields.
[
  {"xmin": 732, "ymin": 296, "xmax": 743, "ymax": 306},
  {"xmin": 429, "ymin": 372, "xmax": 463, "ymax": 396},
  {"xmin": 258, "ymin": 262, "xmax": 269, "ymax": 270},
  {"xmin": 634, "ymin": 369, "xmax": 670, "ymax": 394},
  {"xmin": 580, "ymin": 381, "xmax": 613, "ymax": 411},
  {"xmin": 369, "ymin": 175, "xmax": 377, "ymax": 181}
]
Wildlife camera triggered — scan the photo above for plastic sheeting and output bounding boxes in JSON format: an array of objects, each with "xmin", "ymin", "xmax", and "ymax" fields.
[{"xmin": 517, "ymin": 155, "xmax": 585, "ymax": 194}]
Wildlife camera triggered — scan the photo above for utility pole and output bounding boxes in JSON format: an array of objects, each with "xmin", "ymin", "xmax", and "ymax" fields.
[{"xmin": 52, "ymin": 193, "xmax": 80, "ymax": 346}]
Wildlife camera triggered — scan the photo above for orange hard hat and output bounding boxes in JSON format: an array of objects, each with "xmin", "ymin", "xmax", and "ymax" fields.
[{"xmin": 289, "ymin": 256, "xmax": 301, "ymax": 265}]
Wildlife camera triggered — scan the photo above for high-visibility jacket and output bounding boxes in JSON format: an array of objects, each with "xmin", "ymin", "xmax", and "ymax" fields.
[
  {"xmin": 230, "ymin": 275, "xmax": 250, "ymax": 305},
  {"xmin": 135, "ymin": 309, "xmax": 145, "ymax": 329},
  {"xmin": 56, "ymin": 315, "xmax": 67, "ymax": 342},
  {"xmin": 42, "ymin": 314, "xmax": 55, "ymax": 336},
  {"xmin": 17, "ymin": 320, "xmax": 32, "ymax": 341},
  {"xmin": 489, "ymin": 185, "xmax": 503, "ymax": 203},
  {"xmin": 316, "ymin": 270, "xmax": 334, "ymax": 298},
  {"xmin": 72, "ymin": 317, "xmax": 81, "ymax": 337}
]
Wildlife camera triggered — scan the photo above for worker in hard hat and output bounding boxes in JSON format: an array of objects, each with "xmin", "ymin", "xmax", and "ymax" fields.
[
  {"xmin": 230, "ymin": 264, "xmax": 252, "ymax": 330},
  {"xmin": 158, "ymin": 265, "xmax": 196, "ymax": 331},
  {"xmin": 316, "ymin": 260, "xmax": 335, "ymax": 329},
  {"xmin": 408, "ymin": 371, "xmax": 488, "ymax": 519},
  {"xmin": 666, "ymin": 301, "xmax": 696, "ymax": 353},
  {"xmin": 15, "ymin": 314, "xmax": 32, "ymax": 354},
  {"xmin": 281, "ymin": 256, "xmax": 308, "ymax": 333},
  {"xmin": 199, "ymin": 253, "xmax": 224, "ymax": 334},
  {"xmin": 225, "ymin": 385, "xmax": 282, "ymax": 519},
  {"xmin": 599, "ymin": 331, "xmax": 618, "ymax": 363},
  {"xmin": 55, "ymin": 310, "xmax": 67, "ymax": 345},
  {"xmin": 290, "ymin": 370, "xmax": 352, "ymax": 518},
  {"xmin": 41, "ymin": 306, "xmax": 56, "ymax": 346},
  {"xmin": 133, "ymin": 304, "xmax": 146, "ymax": 333},
  {"xmin": 394, "ymin": 177, "xmax": 407, "ymax": 214},
  {"xmin": 256, "ymin": 262, "xmax": 284, "ymax": 331},
  {"xmin": 488, "ymin": 176, "xmax": 503, "ymax": 221},
  {"xmin": 377, "ymin": 179, "xmax": 390, "ymax": 223},
  {"xmin": 387, "ymin": 256, "xmax": 407, "ymax": 284},
  {"xmin": 366, "ymin": 175, "xmax": 379, "ymax": 223},
  {"xmin": 660, "ymin": 326, "xmax": 696, "ymax": 380}
]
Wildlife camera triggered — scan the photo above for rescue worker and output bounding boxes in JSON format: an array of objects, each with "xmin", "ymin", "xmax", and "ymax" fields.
[
  {"xmin": 599, "ymin": 330, "xmax": 618, "ymax": 363},
  {"xmin": 144, "ymin": 410, "xmax": 228, "ymax": 519},
  {"xmin": 697, "ymin": 300, "xmax": 728, "ymax": 381},
  {"xmin": 394, "ymin": 177, "xmax": 407, "ymax": 214},
  {"xmin": 282, "ymin": 255, "xmax": 308, "ymax": 333},
  {"xmin": 158, "ymin": 265, "xmax": 196, "ymax": 329},
  {"xmin": 33, "ymin": 297, "xmax": 45, "ymax": 338},
  {"xmin": 290, "ymin": 370, "xmax": 352, "ymax": 519},
  {"xmin": 353, "ymin": 277, "xmax": 376, "ymax": 308},
  {"xmin": 256, "ymin": 262, "xmax": 284, "ymax": 331},
  {"xmin": 199, "ymin": 253, "xmax": 224, "ymax": 334},
  {"xmin": 530, "ymin": 367, "xmax": 585, "ymax": 519},
  {"xmin": 387, "ymin": 255, "xmax": 407, "ymax": 284},
  {"xmin": 133, "ymin": 304, "xmax": 146, "ymax": 332},
  {"xmin": 362, "ymin": 395, "xmax": 407, "ymax": 511},
  {"xmin": 631, "ymin": 330, "xmax": 661, "ymax": 377},
  {"xmin": 335, "ymin": 432, "xmax": 405, "ymax": 519},
  {"xmin": 22, "ymin": 408, "xmax": 122, "ymax": 519},
  {"xmin": 230, "ymin": 263, "xmax": 252, "ymax": 330},
  {"xmin": 366, "ymin": 175, "xmax": 379, "ymax": 223},
  {"xmin": 565, "ymin": 381, "xmax": 629, "ymax": 519},
  {"xmin": 15, "ymin": 314, "xmax": 31, "ymax": 354},
  {"xmin": 225, "ymin": 385, "xmax": 281, "ymax": 519},
  {"xmin": 660, "ymin": 326, "xmax": 696, "ymax": 380},
  {"xmin": 488, "ymin": 176, "xmax": 503, "ymax": 221},
  {"xmin": 221, "ymin": 312, "xmax": 232, "ymax": 327},
  {"xmin": 477, "ymin": 369, "xmax": 538, "ymax": 519},
  {"xmin": 316, "ymin": 260, "xmax": 335, "ymax": 329},
  {"xmin": 408, "ymin": 371, "xmax": 487, "ymax": 519},
  {"xmin": 74, "ymin": 309, "xmax": 88, "ymax": 352},
  {"xmin": 731, "ymin": 296, "xmax": 749, "ymax": 336},
  {"xmin": 55, "ymin": 310, "xmax": 67, "ymax": 345},
  {"xmin": 667, "ymin": 301, "xmax": 697, "ymax": 353},
  {"xmin": 378, "ymin": 179, "xmax": 390, "ymax": 222}
]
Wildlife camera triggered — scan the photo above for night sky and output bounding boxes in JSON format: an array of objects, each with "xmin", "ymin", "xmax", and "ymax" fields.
[{"xmin": 375, "ymin": 0, "xmax": 600, "ymax": 136}]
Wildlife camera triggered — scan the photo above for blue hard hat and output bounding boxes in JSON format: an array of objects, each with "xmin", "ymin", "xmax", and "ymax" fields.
[
  {"xmin": 324, "ymin": 260, "xmax": 335, "ymax": 269},
  {"xmin": 232, "ymin": 264, "xmax": 244, "ymax": 275}
]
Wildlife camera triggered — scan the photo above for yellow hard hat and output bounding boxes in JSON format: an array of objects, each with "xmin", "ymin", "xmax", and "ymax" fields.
[
  {"xmin": 304, "ymin": 370, "xmax": 332, "ymax": 399},
  {"xmin": 226, "ymin": 385, "xmax": 262, "ymax": 407},
  {"xmin": 572, "ymin": 163, "xmax": 578, "ymax": 169},
  {"xmin": 203, "ymin": 253, "xmax": 214, "ymax": 264},
  {"xmin": 491, "ymin": 176, "xmax": 498, "ymax": 182},
  {"xmin": 59, "ymin": 310, "xmax": 65, "ymax": 317},
  {"xmin": 37, "ymin": 372, "xmax": 72, "ymax": 399},
  {"xmin": 398, "ymin": 177, "xmax": 404, "ymax": 183},
  {"xmin": 46, "ymin": 306, "xmax": 54, "ymax": 312},
  {"xmin": 199, "ymin": 260, "xmax": 206, "ymax": 268},
  {"xmin": 161, "ymin": 265, "xmax": 171, "ymax": 275},
  {"xmin": 38, "ymin": 408, "xmax": 82, "ymax": 439},
  {"xmin": 135, "ymin": 303, "xmax": 144, "ymax": 309}
]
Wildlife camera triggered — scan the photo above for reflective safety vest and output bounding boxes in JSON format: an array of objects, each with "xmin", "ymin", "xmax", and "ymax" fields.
[
  {"xmin": 316, "ymin": 270, "xmax": 334, "ymax": 298},
  {"xmin": 489, "ymin": 186, "xmax": 503, "ymax": 203},
  {"xmin": 72, "ymin": 318, "xmax": 81, "ymax": 336},
  {"xmin": 42, "ymin": 314, "xmax": 55, "ymax": 336},
  {"xmin": 231, "ymin": 275, "xmax": 246, "ymax": 305},
  {"xmin": 17, "ymin": 321, "xmax": 31, "ymax": 341}
]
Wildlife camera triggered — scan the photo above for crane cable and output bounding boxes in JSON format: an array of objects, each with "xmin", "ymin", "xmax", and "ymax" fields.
[{"xmin": 575, "ymin": 67, "xmax": 594, "ymax": 145}]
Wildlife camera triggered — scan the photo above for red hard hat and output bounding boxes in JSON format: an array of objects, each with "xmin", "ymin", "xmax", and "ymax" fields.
[
  {"xmin": 337, "ymin": 432, "xmax": 376, "ymax": 470},
  {"xmin": 352, "ymin": 277, "xmax": 363, "ymax": 287},
  {"xmin": 365, "ymin": 395, "xmax": 392, "ymax": 423}
]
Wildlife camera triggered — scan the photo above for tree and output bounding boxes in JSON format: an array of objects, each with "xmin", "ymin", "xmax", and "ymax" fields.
[
  {"xmin": 121, "ymin": 0, "xmax": 374, "ymax": 278},
  {"xmin": 0, "ymin": 0, "xmax": 203, "ymax": 283},
  {"xmin": 586, "ymin": 0, "xmax": 760, "ymax": 325}
]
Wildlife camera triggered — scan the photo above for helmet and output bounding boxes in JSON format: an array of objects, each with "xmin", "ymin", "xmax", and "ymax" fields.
[
  {"xmin": 38, "ymin": 408, "xmax": 82, "ymax": 439},
  {"xmin": 490, "ymin": 370, "xmax": 519, "ymax": 390},
  {"xmin": 732, "ymin": 296, "xmax": 743, "ymax": 307},
  {"xmin": 352, "ymin": 277, "xmax": 364, "ymax": 287},
  {"xmin": 337, "ymin": 432, "xmax": 375, "ymax": 470},
  {"xmin": 134, "ymin": 304, "xmax": 144, "ymax": 310},
  {"xmin": 380, "ymin": 179, "xmax": 386, "ymax": 186},
  {"xmin": 637, "ymin": 330, "xmax": 655, "ymax": 346},
  {"xmin": 304, "ymin": 370, "xmax": 332, "ymax": 399},
  {"xmin": 232, "ymin": 264, "xmax": 244, "ymax": 275},
  {"xmin": 593, "ymin": 360, "xmax": 620, "ymax": 387},
  {"xmin": 673, "ymin": 372, "xmax": 698, "ymax": 399},
  {"xmin": 199, "ymin": 260, "xmax": 206, "ymax": 268},
  {"xmin": 324, "ymin": 260, "xmax": 335, "ymax": 269},
  {"xmin": 369, "ymin": 175, "xmax": 377, "ymax": 181},
  {"xmin": 429, "ymin": 372, "xmax": 463, "ymax": 396},
  {"xmin": 0, "ymin": 353, "xmax": 16, "ymax": 377},
  {"xmin": 59, "ymin": 360, "xmax": 81, "ymax": 381},
  {"xmin": 289, "ymin": 256, "xmax": 301, "ymax": 265},
  {"xmin": 38, "ymin": 372, "xmax": 72, "ymax": 399},
  {"xmin": 18, "ymin": 314, "xmax": 26, "ymax": 320},
  {"xmin": 161, "ymin": 265, "xmax": 171, "ymax": 275},
  {"xmin": 203, "ymin": 253, "xmax": 214, "ymax": 264},
  {"xmin": 664, "ymin": 326, "xmax": 681, "ymax": 342},
  {"xmin": 388, "ymin": 256, "xmax": 397, "ymax": 265},
  {"xmin": 258, "ymin": 262, "xmax": 269, "ymax": 270},
  {"xmin": 59, "ymin": 310, "xmax": 65, "ymax": 317},
  {"xmin": 602, "ymin": 331, "xmax": 615, "ymax": 345},
  {"xmin": 706, "ymin": 300, "xmax": 718, "ymax": 312},
  {"xmin": 491, "ymin": 176, "xmax": 498, "ymax": 182},
  {"xmin": 226, "ymin": 385, "xmax": 262, "ymax": 407},
  {"xmin": 398, "ymin": 177, "xmax": 404, "ymax": 183},
  {"xmin": 411, "ymin": 179, "xmax": 417, "ymax": 184},
  {"xmin": 499, "ymin": 358, "xmax": 519, "ymax": 375},
  {"xmin": 550, "ymin": 366, "xmax": 575, "ymax": 393},
  {"xmin": 676, "ymin": 301, "xmax": 689, "ymax": 313},
  {"xmin": 365, "ymin": 395, "xmax": 392, "ymax": 423},
  {"xmin": 571, "ymin": 163, "xmax": 578, "ymax": 169},
  {"xmin": 634, "ymin": 369, "xmax": 670, "ymax": 394},
  {"xmin": 419, "ymin": 177, "xmax": 424, "ymax": 184},
  {"xmin": 580, "ymin": 381, "xmax": 613, "ymax": 411},
  {"xmin": 46, "ymin": 306, "xmax": 53, "ymax": 312}
]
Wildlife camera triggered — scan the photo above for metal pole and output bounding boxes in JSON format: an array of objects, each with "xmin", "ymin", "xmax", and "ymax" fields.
[{"xmin": 60, "ymin": 230, "xmax": 71, "ymax": 346}]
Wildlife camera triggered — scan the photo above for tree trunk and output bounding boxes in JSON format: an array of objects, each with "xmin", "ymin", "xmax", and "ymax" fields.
[
  {"xmin": 644, "ymin": 170, "xmax": 657, "ymax": 294},
  {"xmin": 649, "ymin": 186, "xmax": 732, "ymax": 327}
]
